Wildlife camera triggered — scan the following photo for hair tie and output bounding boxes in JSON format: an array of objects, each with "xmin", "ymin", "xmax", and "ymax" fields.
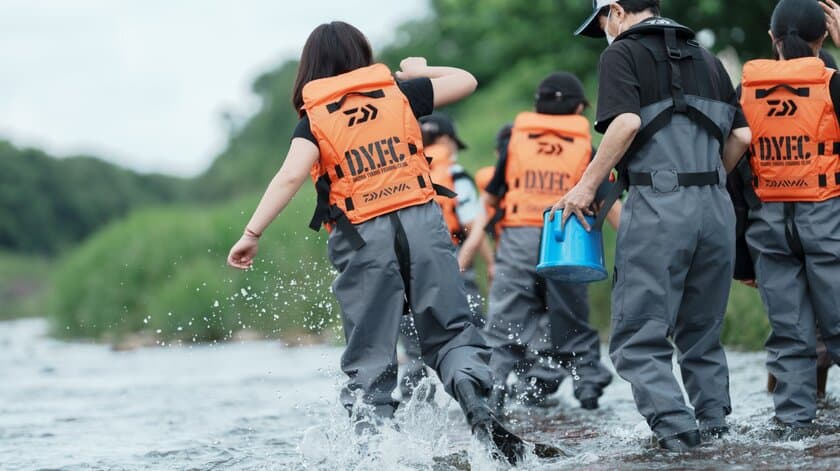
[{"xmin": 786, "ymin": 28, "xmax": 799, "ymax": 37}]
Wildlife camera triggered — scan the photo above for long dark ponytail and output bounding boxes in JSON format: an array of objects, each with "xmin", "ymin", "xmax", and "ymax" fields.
[{"xmin": 770, "ymin": 0, "xmax": 826, "ymax": 60}]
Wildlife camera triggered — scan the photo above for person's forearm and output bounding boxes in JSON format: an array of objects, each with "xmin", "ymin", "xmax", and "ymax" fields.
[
  {"xmin": 578, "ymin": 114, "xmax": 641, "ymax": 192},
  {"xmin": 722, "ymin": 127, "xmax": 752, "ymax": 173},
  {"xmin": 479, "ymin": 237, "xmax": 495, "ymax": 267},
  {"xmin": 460, "ymin": 207, "xmax": 489, "ymax": 262},
  {"xmin": 606, "ymin": 202, "xmax": 623, "ymax": 230},
  {"xmin": 245, "ymin": 169, "xmax": 308, "ymax": 235},
  {"xmin": 419, "ymin": 65, "xmax": 470, "ymax": 79}
]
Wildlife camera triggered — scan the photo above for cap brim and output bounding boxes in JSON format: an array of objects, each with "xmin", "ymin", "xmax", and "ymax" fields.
[{"xmin": 574, "ymin": 8, "xmax": 606, "ymax": 38}]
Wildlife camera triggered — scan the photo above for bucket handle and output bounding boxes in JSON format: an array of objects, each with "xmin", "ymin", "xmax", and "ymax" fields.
[{"xmin": 552, "ymin": 210, "xmax": 566, "ymax": 242}]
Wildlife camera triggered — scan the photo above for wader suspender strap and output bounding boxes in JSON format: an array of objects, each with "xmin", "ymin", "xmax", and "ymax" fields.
[
  {"xmin": 592, "ymin": 29, "xmax": 723, "ymax": 231},
  {"xmin": 783, "ymin": 202, "xmax": 805, "ymax": 261},
  {"xmin": 390, "ymin": 213, "xmax": 413, "ymax": 315}
]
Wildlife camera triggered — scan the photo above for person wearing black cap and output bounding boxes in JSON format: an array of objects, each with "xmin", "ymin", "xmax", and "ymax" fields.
[
  {"xmin": 733, "ymin": 0, "xmax": 840, "ymax": 436},
  {"xmin": 459, "ymin": 72, "xmax": 620, "ymax": 413},
  {"xmin": 397, "ymin": 113, "xmax": 494, "ymax": 401},
  {"xmin": 560, "ymin": 0, "xmax": 752, "ymax": 451}
]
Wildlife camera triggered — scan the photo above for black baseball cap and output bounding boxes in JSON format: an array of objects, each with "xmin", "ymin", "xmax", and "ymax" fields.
[
  {"xmin": 536, "ymin": 72, "xmax": 589, "ymax": 108},
  {"xmin": 420, "ymin": 113, "xmax": 468, "ymax": 150},
  {"xmin": 575, "ymin": 0, "xmax": 619, "ymax": 38}
]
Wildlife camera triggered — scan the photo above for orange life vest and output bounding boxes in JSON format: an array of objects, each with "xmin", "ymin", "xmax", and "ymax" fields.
[
  {"xmin": 302, "ymin": 64, "xmax": 438, "ymax": 245},
  {"xmin": 426, "ymin": 143, "xmax": 466, "ymax": 245},
  {"xmin": 474, "ymin": 165, "xmax": 500, "ymax": 239},
  {"xmin": 741, "ymin": 57, "xmax": 840, "ymax": 202},
  {"xmin": 501, "ymin": 112, "xmax": 592, "ymax": 227}
]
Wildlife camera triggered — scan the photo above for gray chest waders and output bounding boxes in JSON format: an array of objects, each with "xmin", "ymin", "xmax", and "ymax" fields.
[{"xmin": 596, "ymin": 18, "xmax": 736, "ymax": 440}]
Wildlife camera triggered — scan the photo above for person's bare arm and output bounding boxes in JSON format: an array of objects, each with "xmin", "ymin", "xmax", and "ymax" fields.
[
  {"xmin": 551, "ymin": 113, "xmax": 641, "ymax": 230},
  {"xmin": 723, "ymin": 126, "xmax": 752, "ymax": 173},
  {"xmin": 395, "ymin": 57, "xmax": 478, "ymax": 108},
  {"xmin": 227, "ymin": 138, "xmax": 319, "ymax": 270},
  {"xmin": 478, "ymin": 235, "xmax": 496, "ymax": 282},
  {"xmin": 458, "ymin": 193, "xmax": 499, "ymax": 271},
  {"xmin": 606, "ymin": 200, "xmax": 623, "ymax": 230}
]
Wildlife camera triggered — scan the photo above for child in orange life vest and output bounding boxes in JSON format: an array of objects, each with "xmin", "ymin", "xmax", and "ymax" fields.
[
  {"xmin": 397, "ymin": 113, "xmax": 493, "ymax": 400},
  {"xmin": 474, "ymin": 124, "xmax": 514, "ymax": 243},
  {"xmin": 459, "ymin": 72, "xmax": 622, "ymax": 412},
  {"xmin": 732, "ymin": 0, "xmax": 840, "ymax": 434},
  {"xmin": 225, "ymin": 21, "xmax": 532, "ymax": 463}
]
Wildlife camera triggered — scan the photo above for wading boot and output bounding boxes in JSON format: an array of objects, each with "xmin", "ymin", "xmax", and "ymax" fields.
[
  {"xmin": 700, "ymin": 425, "xmax": 729, "ymax": 441},
  {"xmin": 818, "ymin": 365, "xmax": 829, "ymax": 400},
  {"xmin": 455, "ymin": 379, "xmax": 526, "ymax": 465},
  {"xmin": 658, "ymin": 430, "xmax": 701, "ymax": 452},
  {"xmin": 487, "ymin": 384, "xmax": 507, "ymax": 416}
]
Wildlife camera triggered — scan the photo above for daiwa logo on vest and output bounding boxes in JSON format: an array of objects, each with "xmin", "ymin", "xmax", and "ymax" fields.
[
  {"xmin": 753, "ymin": 136, "xmax": 812, "ymax": 162},
  {"xmin": 344, "ymin": 136, "xmax": 407, "ymax": 180},
  {"xmin": 344, "ymin": 104, "xmax": 379, "ymax": 127},
  {"xmin": 766, "ymin": 100, "xmax": 798, "ymax": 117},
  {"xmin": 524, "ymin": 170, "xmax": 572, "ymax": 193},
  {"xmin": 362, "ymin": 183, "xmax": 411, "ymax": 203},
  {"xmin": 765, "ymin": 179, "xmax": 809, "ymax": 188},
  {"xmin": 537, "ymin": 141, "xmax": 564, "ymax": 156}
]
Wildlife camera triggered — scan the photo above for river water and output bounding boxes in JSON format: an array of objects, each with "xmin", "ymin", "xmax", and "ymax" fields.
[{"xmin": 2, "ymin": 318, "xmax": 840, "ymax": 470}]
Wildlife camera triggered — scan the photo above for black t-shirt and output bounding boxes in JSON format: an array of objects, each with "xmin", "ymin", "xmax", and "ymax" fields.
[
  {"xmin": 485, "ymin": 142, "xmax": 612, "ymax": 201},
  {"xmin": 292, "ymin": 78, "xmax": 434, "ymax": 144},
  {"xmin": 594, "ymin": 27, "xmax": 748, "ymax": 134}
]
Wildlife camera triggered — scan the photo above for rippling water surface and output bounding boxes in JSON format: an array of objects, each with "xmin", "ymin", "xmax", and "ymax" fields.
[{"xmin": 2, "ymin": 318, "xmax": 840, "ymax": 470}]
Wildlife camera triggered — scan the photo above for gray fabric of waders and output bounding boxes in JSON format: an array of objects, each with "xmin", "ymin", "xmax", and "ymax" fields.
[
  {"xmin": 399, "ymin": 250, "xmax": 486, "ymax": 396},
  {"xmin": 746, "ymin": 198, "xmax": 840, "ymax": 425},
  {"xmin": 327, "ymin": 201, "xmax": 492, "ymax": 417},
  {"xmin": 483, "ymin": 227, "xmax": 612, "ymax": 401},
  {"xmin": 609, "ymin": 95, "xmax": 736, "ymax": 439}
]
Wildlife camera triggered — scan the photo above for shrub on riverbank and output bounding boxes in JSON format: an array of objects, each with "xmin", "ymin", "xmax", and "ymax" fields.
[
  {"xmin": 46, "ymin": 191, "xmax": 341, "ymax": 344},
  {"xmin": 0, "ymin": 252, "xmax": 51, "ymax": 319}
]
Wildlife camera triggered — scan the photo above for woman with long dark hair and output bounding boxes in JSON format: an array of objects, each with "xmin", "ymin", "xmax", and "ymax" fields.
[{"xmin": 226, "ymin": 21, "xmax": 535, "ymax": 464}]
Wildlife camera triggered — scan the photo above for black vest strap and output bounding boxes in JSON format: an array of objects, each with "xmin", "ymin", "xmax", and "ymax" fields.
[
  {"xmin": 309, "ymin": 174, "xmax": 333, "ymax": 231},
  {"xmin": 309, "ymin": 172, "xmax": 366, "ymax": 250}
]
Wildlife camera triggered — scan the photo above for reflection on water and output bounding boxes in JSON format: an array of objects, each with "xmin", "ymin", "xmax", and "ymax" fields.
[{"xmin": 2, "ymin": 318, "xmax": 840, "ymax": 470}]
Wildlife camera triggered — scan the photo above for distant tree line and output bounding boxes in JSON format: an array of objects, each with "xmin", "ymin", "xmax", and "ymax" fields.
[{"xmin": 0, "ymin": 141, "xmax": 186, "ymax": 254}]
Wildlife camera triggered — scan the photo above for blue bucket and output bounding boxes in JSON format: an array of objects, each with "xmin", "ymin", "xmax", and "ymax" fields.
[{"xmin": 536, "ymin": 209, "xmax": 608, "ymax": 284}]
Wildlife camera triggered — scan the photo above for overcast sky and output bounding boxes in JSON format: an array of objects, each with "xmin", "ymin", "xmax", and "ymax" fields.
[{"xmin": 0, "ymin": 1, "xmax": 427, "ymax": 177}]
